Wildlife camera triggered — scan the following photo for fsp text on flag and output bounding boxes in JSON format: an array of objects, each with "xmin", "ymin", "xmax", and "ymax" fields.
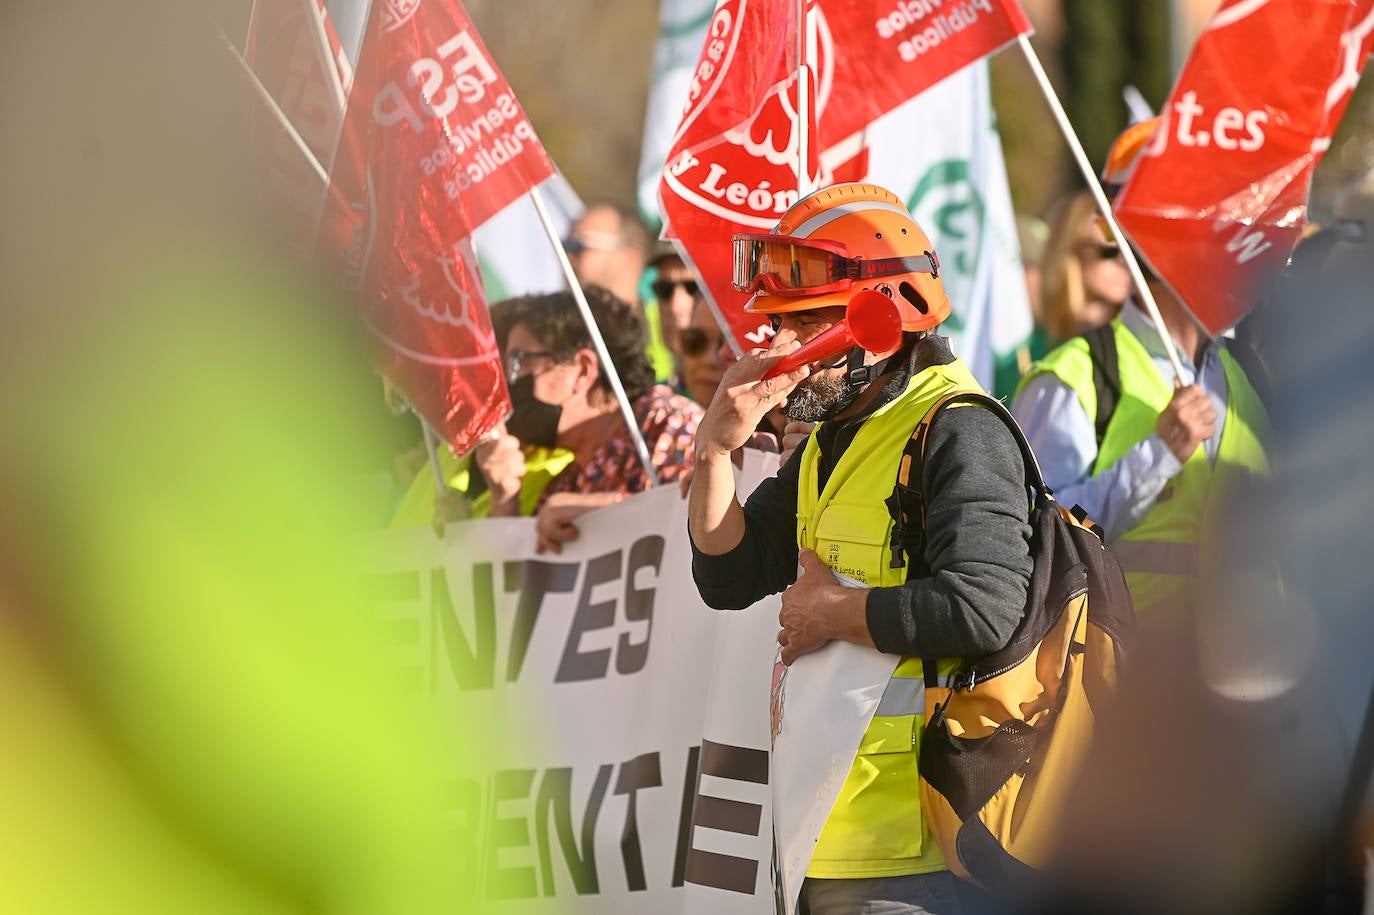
[{"xmin": 318, "ymin": 0, "xmax": 555, "ymax": 456}]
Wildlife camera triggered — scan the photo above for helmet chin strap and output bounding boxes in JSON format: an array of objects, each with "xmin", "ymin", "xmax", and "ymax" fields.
[{"xmin": 843, "ymin": 344, "xmax": 903, "ymax": 391}]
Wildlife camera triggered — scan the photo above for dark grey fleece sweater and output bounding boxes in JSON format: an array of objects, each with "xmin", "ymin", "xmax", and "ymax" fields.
[{"xmin": 690, "ymin": 336, "xmax": 1033, "ymax": 660}]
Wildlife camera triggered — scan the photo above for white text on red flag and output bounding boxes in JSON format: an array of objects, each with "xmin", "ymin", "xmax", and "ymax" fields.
[{"xmin": 319, "ymin": 0, "xmax": 554, "ymax": 456}]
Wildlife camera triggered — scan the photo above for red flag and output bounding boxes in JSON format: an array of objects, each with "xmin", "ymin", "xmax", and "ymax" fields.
[
  {"xmin": 318, "ymin": 0, "xmax": 555, "ymax": 456},
  {"xmin": 660, "ymin": 0, "xmax": 816, "ymax": 349},
  {"xmin": 1115, "ymin": 0, "xmax": 1374, "ymax": 336},
  {"xmin": 818, "ymin": 0, "xmax": 1030, "ymax": 146},
  {"xmin": 245, "ymin": 0, "xmax": 351, "ymax": 250},
  {"xmin": 659, "ymin": 0, "xmax": 1031, "ymax": 349}
]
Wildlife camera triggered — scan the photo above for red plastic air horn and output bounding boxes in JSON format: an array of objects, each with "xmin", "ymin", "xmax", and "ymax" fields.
[{"xmin": 763, "ymin": 290, "xmax": 904, "ymax": 380}]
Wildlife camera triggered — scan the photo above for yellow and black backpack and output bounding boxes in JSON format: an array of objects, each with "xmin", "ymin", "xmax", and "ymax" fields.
[{"xmin": 885, "ymin": 391, "xmax": 1135, "ymax": 890}]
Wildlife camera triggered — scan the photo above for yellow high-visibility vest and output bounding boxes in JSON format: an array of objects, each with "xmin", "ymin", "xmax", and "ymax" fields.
[
  {"xmin": 389, "ymin": 444, "xmax": 574, "ymax": 528},
  {"xmin": 795, "ymin": 358, "xmax": 979, "ymax": 879},
  {"xmin": 1021, "ymin": 318, "xmax": 1270, "ymax": 623}
]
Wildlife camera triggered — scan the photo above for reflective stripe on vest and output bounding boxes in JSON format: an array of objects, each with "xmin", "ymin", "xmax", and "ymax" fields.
[
  {"xmin": 875, "ymin": 671, "xmax": 961, "ymax": 718},
  {"xmin": 875, "ymin": 675, "xmax": 925, "ymax": 718}
]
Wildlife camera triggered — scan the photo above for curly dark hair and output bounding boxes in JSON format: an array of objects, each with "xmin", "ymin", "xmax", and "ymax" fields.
[{"xmin": 491, "ymin": 286, "xmax": 657, "ymax": 403}]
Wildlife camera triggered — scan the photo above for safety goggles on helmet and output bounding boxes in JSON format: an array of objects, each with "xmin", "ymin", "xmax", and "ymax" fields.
[{"xmin": 732, "ymin": 233, "xmax": 939, "ymax": 298}]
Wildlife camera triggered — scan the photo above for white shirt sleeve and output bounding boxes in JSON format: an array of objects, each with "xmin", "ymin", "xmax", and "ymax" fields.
[{"xmin": 1012, "ymin": 373, "xmax": 1183, "ymax": 541}]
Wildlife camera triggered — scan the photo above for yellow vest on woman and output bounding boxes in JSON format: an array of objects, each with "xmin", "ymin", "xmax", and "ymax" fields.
[{"xmin": 1021, "ymin": 318, "xmax": 1270, "ymax": 624}]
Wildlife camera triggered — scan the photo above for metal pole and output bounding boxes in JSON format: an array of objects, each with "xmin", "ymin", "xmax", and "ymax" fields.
[
  {"xmin": 528, "ymin": 186, "xmax": 661, "ymax": 487},
  {"xmin": 795, "ymin": 0, "xmax": 814, "ymax": 196},
  {"xmin": 220, "ymin": 26, "xmax": 356, "ymax": 222},
  {"xmin": 300, "ymin": 0, "xmax": 348, "ymax": 111},
  {"xmin": 221, "ymin": 29, "xmax": 330, "ymax": 186},
  {"xmin": 421, "ymin": 422, "xmax": 448, "ymax": 495},
  {"xmin": 1017, "ymin": 33, "xmax": 1188, "ymax": 382}
]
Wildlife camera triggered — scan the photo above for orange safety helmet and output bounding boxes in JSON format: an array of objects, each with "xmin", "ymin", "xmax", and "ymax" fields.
[
  {"xmin": 735, "ymin": 183, "xmax": 951, "ymax": 332},
  {"xmin": 1101, "ymin": 117, "xmax": 1160, "ymax": 200}
]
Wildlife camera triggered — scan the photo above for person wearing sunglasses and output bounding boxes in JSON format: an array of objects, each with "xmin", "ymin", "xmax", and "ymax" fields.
[
  {"xmin": 677, "ymin": 297, "xmax": 726, "ymax": 409},
  {"xmin": 1012, "ymin": 119, "xmax": 1271, "ymax": 632},
  {"xmin": 563, "ymin": 203, "xmax": 651, "ymax": 310},
  {"xmin": 647, "ymin": 243, "xmax": 700, "ymax": 363},
  {"xmin": 687, "ymin": 183, "xmax": 1033, "ymax": 914},
  {"xmin": 678, "ymin": 295, "xmax": 788, "ymax": 463},
  {"xmin": 1036, "ymin": 190, "xmax": 1131, "ymax": 348}
]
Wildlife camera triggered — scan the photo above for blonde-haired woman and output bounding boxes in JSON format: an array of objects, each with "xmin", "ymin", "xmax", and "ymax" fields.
[{"xmin": 1037, "ymin": 191, "xmax": 1132, "ymax": 344}]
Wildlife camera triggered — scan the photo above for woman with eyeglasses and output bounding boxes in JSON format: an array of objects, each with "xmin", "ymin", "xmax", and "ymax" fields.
[
  {"xmin": 391, "ymin": 286, "xmax": 703, "ymax": 547},
  {"xmin": 485, "ymin": 286, "xmax": 703, "ymax": 553}
]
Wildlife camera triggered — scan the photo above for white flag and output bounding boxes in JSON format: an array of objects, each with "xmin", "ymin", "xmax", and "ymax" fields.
[
  {"xmin": 636, "ymin": 0, "xmax": 718, "ymax": 228},
  {"xmin": 474, "ymin": 172, "xmax": 585, "ymax": 302},
  {"xmin": 863, "ymin": 62, "xmax": 1032, "ymax": 394}
]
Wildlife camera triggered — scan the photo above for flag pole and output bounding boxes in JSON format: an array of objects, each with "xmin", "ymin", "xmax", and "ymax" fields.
[
  {"xmin": 246, "ymin": 0, "xmax": 262, "ymax": 52},
  {"xmin": 795, "ymin": 0, "xmax": 814, "ymax": 196},
  {"xmin": 299, "ymin": 0, "xmax": 348, "ymax": 112},
  {"xmin": 421, "ymin": 421, "xmax": 449, "ymax": 494},
  {"xmin": 222, "ymin": 29, "xmax": 328, "ymax": 186},
  {"xmin": 528, "ymin": 185, "xmax": 661, "ymax": 487},
  {"xmin": 307, "ymin": 0, "xmax": 375, "ymax": 258},
  {"xmin": 1016, "ymin": 34, "xmax": 1187, "ymax": 383},
  {"xmin": 219, "ymin": 28, "xmax": 354, "ymax": 218}
]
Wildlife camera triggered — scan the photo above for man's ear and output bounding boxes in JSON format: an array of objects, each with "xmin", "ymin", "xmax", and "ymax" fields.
[{"xmin": 572, "ymin": 347, "xmax": 600, "ymax": 394}]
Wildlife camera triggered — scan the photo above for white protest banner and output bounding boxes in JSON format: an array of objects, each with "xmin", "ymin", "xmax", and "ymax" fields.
[
  {"xmin": 770, "ymin": 591, "xmax": 901, "ymax": 915},
  {"xmin": 365, "ymin": 455, "xmax": 782, "ymax": 913}
]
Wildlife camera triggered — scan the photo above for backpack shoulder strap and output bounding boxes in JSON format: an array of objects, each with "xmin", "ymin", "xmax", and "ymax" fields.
[
  {"xmin": 1083, "ymin": 323, "xmax": 1121, "ymax": 446},
  {"xmin": 884, "ymin": 391, "xmax": 1049, "ymax": 574},
  {"xmin": 1224, "ymin": 335, "xmax": 1273, "ymax": 414}
]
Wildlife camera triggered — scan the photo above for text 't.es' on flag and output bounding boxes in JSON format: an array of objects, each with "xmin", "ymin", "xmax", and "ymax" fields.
[{"xmin": 1114, "ymin": 0, "xmax": 1374, "ymax": 336}]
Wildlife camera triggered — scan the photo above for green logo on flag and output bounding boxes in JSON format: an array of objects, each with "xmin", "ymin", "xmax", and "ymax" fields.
[{"xmin": 907, "ymin": 159, "xmax": 985, "ymax": 335}]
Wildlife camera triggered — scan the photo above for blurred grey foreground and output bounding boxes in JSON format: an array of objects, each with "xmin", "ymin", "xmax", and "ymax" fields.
[
  {"xmin": 0, "ymin": 4, "xmax": 483, "ymax": 914},
  {"xmin": 1015, "ymin": 182, "xmax": 1374, "ymax": 915}
]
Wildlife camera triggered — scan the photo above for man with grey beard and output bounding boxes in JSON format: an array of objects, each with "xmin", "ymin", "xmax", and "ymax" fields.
[{"xmin": 687, "ymin": 183, "xmax": 1032, "ymax": 915}]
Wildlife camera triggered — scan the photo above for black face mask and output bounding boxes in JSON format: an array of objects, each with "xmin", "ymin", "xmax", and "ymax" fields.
[{"xmin": 505, "ymin": 373, "xmax": 563, "ymax": 449}]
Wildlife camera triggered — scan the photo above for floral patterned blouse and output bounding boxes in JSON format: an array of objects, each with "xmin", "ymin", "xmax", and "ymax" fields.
[{"xmin": 536, "ymin": 385, "xmax": 703, "ymax": 508}]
